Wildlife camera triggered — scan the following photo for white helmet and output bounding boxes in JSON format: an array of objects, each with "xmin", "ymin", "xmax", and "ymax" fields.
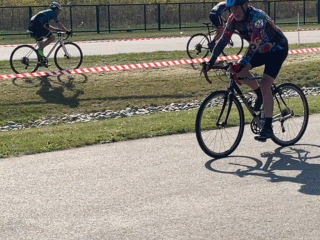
[{"xmin": 50, "ymin": 2, "xmax": 62, "ymax": 10}]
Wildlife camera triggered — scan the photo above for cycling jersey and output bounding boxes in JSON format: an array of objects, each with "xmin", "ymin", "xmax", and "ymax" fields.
[
  {"xmin": 28, "ymin": 9, "xmax": 59, "ymax": 41},
  {"xmin": 30, "ymin": 9, "xmax": 59, "ymax": 27},
  {"xmin": 210, "ymin": 6, "xmax": 288, "ymax": 67},
  {"xmin": 210, "ymin": 2, "xmax": 229, "ymax": 27},
  {"xmin": 210, "ymin": 2, "xmax": 229, "ymax": 16}
]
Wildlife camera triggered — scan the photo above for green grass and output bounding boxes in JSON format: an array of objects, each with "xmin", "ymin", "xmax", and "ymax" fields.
[
  {"xmin": 0, "ymin": 42, "xmax": 320, "ymax": 158},
  {"xmin": 0, "ymin": 94, "xmax": 319, "ymax": 158}
]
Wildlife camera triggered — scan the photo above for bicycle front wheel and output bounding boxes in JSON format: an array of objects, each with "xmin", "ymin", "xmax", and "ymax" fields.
[
  {"xmin": 272, "ymin": 83, "xmax": 309, "ymax": 146},
  {"xmin": 54, "ymin": 42, "xmax": 83, "ymax": 70},
  {"xmin": 186, "ymin": 33, "xmax": 211, "ymax": 59},
  {"xmin": 196, "ymin": 91, "xmax": 245, "ymax": 159},
  {"xmin": 10, "ymin": 45, "xmax": 40, "ymax": 74},
  {"xmin": 222, "ymin": 32, "xmax": 244, "ymax": 57}
]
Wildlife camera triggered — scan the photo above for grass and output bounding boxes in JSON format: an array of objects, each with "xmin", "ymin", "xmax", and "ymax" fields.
[{"xmin": 0, "ymin": 40, "xmax": 320, "ymax": 158}]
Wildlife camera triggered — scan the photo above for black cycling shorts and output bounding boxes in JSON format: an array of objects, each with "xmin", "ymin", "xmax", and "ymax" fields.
[
  {"xmin": 209, "ymin": 12, "xmax": 223, "ymax": 28},
  {"xmin": 250, "ymin": 47, "xmax": 288, "ymax": 79},
  {"xmin": 28, "ymin": 20, "xmax": 52, "ymax": 41}
]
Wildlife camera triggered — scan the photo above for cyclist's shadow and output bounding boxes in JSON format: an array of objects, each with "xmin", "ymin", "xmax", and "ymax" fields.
[
  {"xmin": 35, "ymin": 75, "xmax": 85, "ymax": 108},
  {"xmin": 205, "ymin": 144, "xmax": 320, "ymax": 195}
]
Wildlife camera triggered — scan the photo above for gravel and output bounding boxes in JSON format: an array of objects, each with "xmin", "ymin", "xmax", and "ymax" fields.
[{"xmin": 1, "ymin": 86, "xmax": 319, "ymax": 131}]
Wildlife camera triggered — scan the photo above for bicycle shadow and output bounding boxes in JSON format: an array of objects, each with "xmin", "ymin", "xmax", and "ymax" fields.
[
  {"xmin": 205, "ymin": 144, "xmax": 320, "ymax": 195},
  {"xmin": 12, "ymin": 75, "xmax": 86, "ymax": 108}
]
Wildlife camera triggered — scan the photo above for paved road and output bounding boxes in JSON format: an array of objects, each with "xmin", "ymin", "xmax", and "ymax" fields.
[
  {"xmin": 1, "ymin": 113, "xmax": 319, "ymax": 239},
  {"xmin": 0, "ymin": 30, "xmax": 319, "ymax": 61}
]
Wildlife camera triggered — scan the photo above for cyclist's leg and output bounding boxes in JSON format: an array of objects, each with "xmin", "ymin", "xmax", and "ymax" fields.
[
  {"xmin": 38, "ymin": 32, "xmax": 55, "ymax": 53},
  {"xmin": 254, "ymin": 48, "xmax": 288, "ymax": 141}
]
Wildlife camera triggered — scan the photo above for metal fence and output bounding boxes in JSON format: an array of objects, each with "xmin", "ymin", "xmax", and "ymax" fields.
[{"xmin": 0, "ymin": 0, "xmax": 319, "ymax": 35}]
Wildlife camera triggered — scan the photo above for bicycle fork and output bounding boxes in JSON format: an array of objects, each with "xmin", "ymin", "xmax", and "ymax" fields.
[{"xmin": 216, "ymin": 93, "xmax": 234, "ymax": 128}]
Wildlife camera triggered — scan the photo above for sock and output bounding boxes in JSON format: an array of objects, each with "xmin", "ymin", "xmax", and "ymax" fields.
[
  {"xmin": 254, "ymin": 87, "xmax": 262, "ymax": 99},
  {"xmin": 264, "ymin": 117, "xmax": 272, "ymax": 130},
  {"xmin": 37, "ymin": 48, "xmax": 45, "ymax": 57}
]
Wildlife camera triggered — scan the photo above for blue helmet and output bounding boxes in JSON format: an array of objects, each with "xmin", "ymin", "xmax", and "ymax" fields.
[{"xmin": 226, "ymin": 0, "xmax": 248, "ymax": 7}]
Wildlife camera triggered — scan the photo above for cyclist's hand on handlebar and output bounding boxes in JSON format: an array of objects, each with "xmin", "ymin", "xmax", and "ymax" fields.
[
  {"xmin": 200, "ymin": 62, "xmax": 213, "ymax": 75},
  {"xmin": 66, "ymin": 30, "xmax": 73, "ymax": 36}
]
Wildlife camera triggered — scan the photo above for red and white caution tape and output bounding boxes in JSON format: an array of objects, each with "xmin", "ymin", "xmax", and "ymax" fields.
[{"xmin": 0, "ymin": 47, "xmax": 319, "ymax": 80}]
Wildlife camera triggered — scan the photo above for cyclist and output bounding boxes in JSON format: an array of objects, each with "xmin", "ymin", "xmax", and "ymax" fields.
[
  {"xmin": 28, "ymin": 2, "xmax": 71, "ymax": 63},
  {"xmin": 209, "ymin": 2, "xmax": 229, "ymax": 49},
  {"xmin": 204, "ymin": 0, "xmax": 288, "ymax": 142}
]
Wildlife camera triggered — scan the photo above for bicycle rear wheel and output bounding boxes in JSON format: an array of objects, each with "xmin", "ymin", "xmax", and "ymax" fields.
[
  {"xmin": 186, "ymin": 33, "xmax": 211, "ymax": 59},
  {"xmin": 222, "ymin": 32, "xmax": 244, "ymax": 57},
  {"xmin": 10, "ymin": 45, "xmax": 40, "ymax": 74},
  {"xmin": 271, "ymin": 83, "xmax": 309, "ymax": 146},
  {"xmin": 54, "ymin": 42, "xmax": 83, "ymax": 71},
  {"xmin": 196, "ymin": 91, "xmax": 245, "ymax": 159}
]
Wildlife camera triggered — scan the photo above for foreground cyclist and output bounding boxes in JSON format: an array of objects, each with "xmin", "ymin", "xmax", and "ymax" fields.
[
  {"xmin": 28, "ymin": 2, "xmax": 71, "ymax": 63},
  {"xmin": 204, "ymin": 0, "xmax": 288, "ymax": 142}
]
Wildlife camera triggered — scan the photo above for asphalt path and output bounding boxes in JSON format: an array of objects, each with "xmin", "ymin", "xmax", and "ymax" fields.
[
  {"xmin": 0, "ymin": 30, "xmax": 319, "ymax": 62},
  {"xmin": 1, "ymin": 113, "xmax": 320, "ymax": 239}
]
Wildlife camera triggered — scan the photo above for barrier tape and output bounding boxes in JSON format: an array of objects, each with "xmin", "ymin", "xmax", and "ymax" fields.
[{"xmin": 1, "ymin": 47, "xmax": 319, "ymax": 80}]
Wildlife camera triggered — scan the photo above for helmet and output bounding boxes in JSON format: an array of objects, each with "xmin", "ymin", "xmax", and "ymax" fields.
[
  {"xmin": 50, "ymin": 2, "xmax": 62, "ymax": 10},
  {"xmin": 226, "ymin": 0, "xmax": 248, "ymax": 7}
]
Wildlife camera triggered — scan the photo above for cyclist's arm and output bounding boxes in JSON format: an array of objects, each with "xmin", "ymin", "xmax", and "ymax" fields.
[
  {"xmin": 209, "ymin": 16, "xmax": 235, "ymax": 65},
  {"xmin": 45, "ymin": 22, "xmax": 69, "ymax": 33},
  {"xmin": 56, "ymin": 22, "xmax": 69, "ymax": 32}
]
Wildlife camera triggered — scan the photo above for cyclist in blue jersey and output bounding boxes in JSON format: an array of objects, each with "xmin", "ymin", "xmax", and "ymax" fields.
[
  {"xmin": 209, "ymin": 2, "xmax": 230, "ymax": 49},
  {"xmin": 28, "ymin": 2, "xmax": 71, "ymax": 61},
  {"xmin": 204, "ymin": 0, "xmax": 288, "ymax": 142}
]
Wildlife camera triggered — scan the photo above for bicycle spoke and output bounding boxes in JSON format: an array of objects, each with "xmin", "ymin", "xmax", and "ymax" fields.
[
  {"xmin": 272, "ymin": 83, "xmax": 309, "ymax": 146},
  {"xmin": 10, "ymin": 45, "xmax": 39, "ymax": 74},
  {"xmin": 196, "ymin": 91, "xmax": 244, "ymax": 158},
  {"xmin": 54, "ymin": 42, "xmax": 83, "ymax": 70}
]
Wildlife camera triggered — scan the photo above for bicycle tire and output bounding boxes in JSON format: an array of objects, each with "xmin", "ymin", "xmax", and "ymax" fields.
[
  {"xmin": 196, "ymin": 91, "xmax": 245, "ymax": 158},
  {"xmin": 54, "ymin": 42, "xmax": 83, "ymax": 70},
  {"xmin": 271, "ymin": 83, "xmax": 309, "ymax": 146},
  {"xmin": 186, "ymin": 33, "xmax": 211, "ymax": 59},
  {"xmin": 10, "ymin": 45, "xmax": 40, "ymax": 74},
  {"xmin": 222, "ymin": 31, "xmax": 244, "ymax": 57}
]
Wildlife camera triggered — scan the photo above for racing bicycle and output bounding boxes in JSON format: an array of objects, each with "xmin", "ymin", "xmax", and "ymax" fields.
[
  {"xmin": 186, "ymin": 22, "xmax": 244, "ymax": 59},
  {"xmin": 196, "ymin": 62, "xmax": 309, "ymax": 159},
  {"xmin": 10, "ymin": 31, "xmax": 83, "ymax": 74}
]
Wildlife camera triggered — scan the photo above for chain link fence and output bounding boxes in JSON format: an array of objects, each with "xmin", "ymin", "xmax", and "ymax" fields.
[{"xmin": 0, "ymin": 0, "xmax": 319, "ymax": 35}]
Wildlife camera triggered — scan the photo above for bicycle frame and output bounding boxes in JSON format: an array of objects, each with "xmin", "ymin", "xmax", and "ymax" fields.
[
  {"xmin": 35, "ymin": 32, "xmax": 69, "ymax": 59},
  {"xmin": 204, "ymin": 64, "xmax": 263, "ymax": 128}
]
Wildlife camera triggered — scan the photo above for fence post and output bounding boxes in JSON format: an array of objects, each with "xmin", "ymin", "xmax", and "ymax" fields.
[
  {"xmin": 267, "ymin": 1, "xmax": 270, "ymax": 17},
  {"xmin": 179, "ymin": 3, "xmax": 181, "ymax": 30},
  {"xmin": 303, "ymin": 0, "xmax": 306, "ymax": 25},
  {"xmin": 28, "ymin": 6, "xmax": 32, "ymax": 20},
  {"xmin": 157, "ymin": 4, "xmax": 161, "ymax": 31},
  {"xmin": 108, "ymin": 5, "xmax": 111, "ymax": 33},
  {"xmin": 96, "ymin": 5, "xmax": 100, "ymax": 33},
  {"xmin": 144, "ymin": 4, "xmax": 147, "ymax": 31},
  {"xmin": 69, "ymin": 5, "xmax": 73, "ymax": 30},
  {"xmin": 318, "ymin": 0, "xmax": 320, "ymax": 23},
  {"xmin": 274, "ymin": 1, "xmax": 276, "ymax": 24}
]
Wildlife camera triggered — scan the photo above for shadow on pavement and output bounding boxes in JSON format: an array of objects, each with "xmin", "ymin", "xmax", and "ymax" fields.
[{"xmin": 205, "ymin": 144, "xmax": 320, "ymax": 195}]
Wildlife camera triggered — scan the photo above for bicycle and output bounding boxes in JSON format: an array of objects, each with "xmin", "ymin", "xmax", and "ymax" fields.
[
  {"xmin": 186, "ymin": 22, "xmax": 244, "ymax": 60},
  {"xmin": 195, "ymin": 62, "xmax": 309, "ymax": 159},
  {"xmin": 10, "ymin": 31, "xmax": 83, "ymax": 74}
]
